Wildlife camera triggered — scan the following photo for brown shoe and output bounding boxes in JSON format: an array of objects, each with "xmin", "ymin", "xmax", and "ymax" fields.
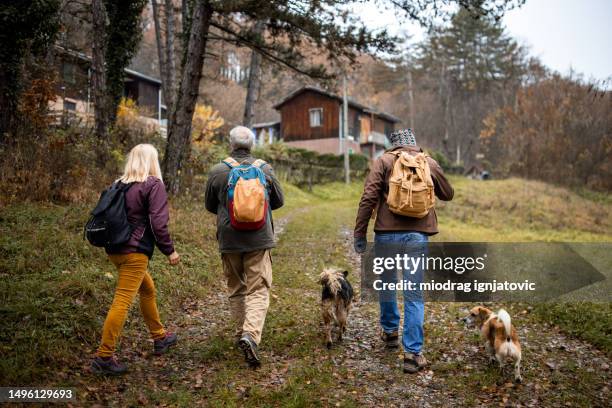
[
  {"xmin": 403, "ymin": 352, "xmax": 427, "ymax": 373},
  {"xmin": 381, "ymin": 330, "xmax": 399, "ymax": 349}
]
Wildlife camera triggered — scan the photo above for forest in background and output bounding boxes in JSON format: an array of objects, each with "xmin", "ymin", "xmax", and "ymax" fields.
[
  {"xmin": 0, "ymin": 0, "xmax": 610, "ymax": 206},
  {"xmin": 0, "ymin": 3, "xmax": 610, "ymax": 404}
]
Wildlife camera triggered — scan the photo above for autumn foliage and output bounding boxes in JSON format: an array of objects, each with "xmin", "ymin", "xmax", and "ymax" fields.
[
  {"xmin": 481, "ymin": 74, "xmax": 611, "ymax": 191},
  {"xmin": 192, "ymin": 104, "xmax": 224, "ymax": 150}
]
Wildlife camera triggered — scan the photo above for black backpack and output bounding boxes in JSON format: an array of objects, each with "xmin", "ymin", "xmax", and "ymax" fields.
[{"xmin": 84, "ymin": 182, "xmax": 134, "ymax": 247}]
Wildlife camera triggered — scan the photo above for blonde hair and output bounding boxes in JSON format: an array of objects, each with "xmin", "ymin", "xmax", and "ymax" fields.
[{"xmin": 118, "ymin": 144, "xmax": 163, "ymax": 183}]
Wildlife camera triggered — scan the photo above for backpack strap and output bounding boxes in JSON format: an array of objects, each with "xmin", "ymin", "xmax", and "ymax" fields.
[
  {"xmin": 119, "ymin": 181, "xmax": 135, "ymax": 191},
  {"xmin": 252, "ymin": 159, "xmax": 267, "ymax": 168},
  {"xmin": 222, "ymin": 157, "xmax": 240, "ymax": 168}
]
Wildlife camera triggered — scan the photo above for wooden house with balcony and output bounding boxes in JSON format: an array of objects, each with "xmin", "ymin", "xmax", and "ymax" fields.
[
  {"xmin": 50, "ymin": 45, "xmax": 166, "ymax": 130},
  {"xmin": 272, "ymin": 86, "xmax": 400, "ymax": 159}
]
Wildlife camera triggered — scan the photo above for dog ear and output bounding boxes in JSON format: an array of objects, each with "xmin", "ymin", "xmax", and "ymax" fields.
[
  {"xmin": 319, "ymin": 274, "xmax": 328, "ymax": 285},
  {"xmin": 343, "ymin": 270, "xmax": 349, "ymax": 277}
]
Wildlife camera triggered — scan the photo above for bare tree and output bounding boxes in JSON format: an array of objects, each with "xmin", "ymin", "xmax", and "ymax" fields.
[
  {"xmin": 91, "ymin": 0, "xmax": 110, "ymax": 141},
  {"xmin": 160, "ymin": 0, "xmax": 523, "ymax": 194},
  {"xmin": 90, "ymin": 0, "xmax": 146, "ymax": 142},
  {"xmin": 151, "ymin": 0, "xmax": 177, "ymax": 117},
  {"xmin": 242, "ymin": 20, "xmax": 265, "ymax": 128},
  {"xmin": 162, "ymin": 0, "xmax": 213, "ymax": 194}
]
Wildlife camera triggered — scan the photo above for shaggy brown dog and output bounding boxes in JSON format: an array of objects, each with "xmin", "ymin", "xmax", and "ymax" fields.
[{"xmin": 319, "ymin": 268, "xmax": 354, "ymax": 348}]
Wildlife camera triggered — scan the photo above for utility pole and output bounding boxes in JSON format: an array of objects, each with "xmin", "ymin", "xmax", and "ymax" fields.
[
  {"xmin": 407, "ymin": 69, "xmax": 415, "ymax": 130},
  {"xmin": 342, "ymin": 75, "xmax": 350, "ymax": 184}
]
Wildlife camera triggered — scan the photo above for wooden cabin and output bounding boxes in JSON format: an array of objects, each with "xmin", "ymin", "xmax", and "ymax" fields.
[
  {"xmin": 252, "ymin": 121, "xmax": 281, "ymax": 145},
  {"xmin": 50, "ymin": 45, "xmax": 165, "ymax": 129},
  {"xmin": 273, "ymin": 86, "xmax": 400, "ymax": 159}
]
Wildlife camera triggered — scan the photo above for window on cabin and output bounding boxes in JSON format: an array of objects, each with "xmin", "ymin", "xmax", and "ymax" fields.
[
  {"xmin": 352, "ymin": 114, "xmax": 361, "ymax": 138},
  {"xmin": 63, "ymin": 100, "xmax": 76, "ymax": 111},
  {"xmin": 309, "ymin": 108, "xmax": 323, "ymax": 127},
  {"xmin": 62, "ymin": 62, "xmax": 76, "ymax": 84}
]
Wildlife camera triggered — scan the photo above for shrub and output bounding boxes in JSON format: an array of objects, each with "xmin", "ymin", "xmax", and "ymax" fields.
[
  {"xmin": 253, "ymin": 142, "xmax": 370, "ymax": 188},
  {"xmin": 0, "ymin": 126, "xmax": 112, "ymax": 204},
  {"xmin": 0, "ymin": 117, "xmax": 166, "ymax": 205}
]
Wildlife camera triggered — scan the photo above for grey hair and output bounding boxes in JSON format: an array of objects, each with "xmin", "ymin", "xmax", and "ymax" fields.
[{"xmin": 229, "ymin": 126, "xmax": 255, "ymax": 150}]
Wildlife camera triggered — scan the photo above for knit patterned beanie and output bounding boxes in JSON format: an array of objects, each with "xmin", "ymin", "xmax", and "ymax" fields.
[{"xmin": 389, "ymin": 128, "xmax": 417, "ymax": 147}]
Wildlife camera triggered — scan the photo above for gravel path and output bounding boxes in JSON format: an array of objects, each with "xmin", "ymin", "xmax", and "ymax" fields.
[{"xmin": 331, "ymin": 227, "xmax": 611, "ymax": 407}]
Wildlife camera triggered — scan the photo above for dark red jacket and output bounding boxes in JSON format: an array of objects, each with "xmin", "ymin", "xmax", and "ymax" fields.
[{"xmin": 106, "ymin": 176, "xmax": 175, "ymax": 258}]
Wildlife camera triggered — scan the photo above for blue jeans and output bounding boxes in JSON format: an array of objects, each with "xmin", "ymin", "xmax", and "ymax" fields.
[{"xmin": 375, "ymin": 231, "xmax": 428, "ymax": 354}]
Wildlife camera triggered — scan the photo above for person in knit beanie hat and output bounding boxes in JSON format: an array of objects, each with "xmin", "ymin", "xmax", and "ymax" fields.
[
  {"xmin": 353, "ymin": 126, "xmax": 455, "ymax": 375},
  {"xmin": 389, "ymin": 128, "xmax": 417, "ymax": 147}
]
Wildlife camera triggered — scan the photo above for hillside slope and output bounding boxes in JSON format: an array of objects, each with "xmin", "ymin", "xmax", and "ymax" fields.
[
  {"xmin": 435, "ymin": 176, "xmax": 611, "ymax": 242},
  {"xmin": 0, "ymin": 177, "xmax": 610, "ymax": 406}
]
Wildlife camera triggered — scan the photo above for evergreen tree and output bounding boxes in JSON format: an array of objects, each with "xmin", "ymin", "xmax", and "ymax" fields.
[{"xmin": 416, "ymin": 8, "xmax": 525, "ymax": 164}]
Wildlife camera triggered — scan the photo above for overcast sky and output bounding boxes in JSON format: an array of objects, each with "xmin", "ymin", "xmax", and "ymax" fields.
[{"xmin": 354, "ymin": 0, "xmax": 611, "ymax": 84}]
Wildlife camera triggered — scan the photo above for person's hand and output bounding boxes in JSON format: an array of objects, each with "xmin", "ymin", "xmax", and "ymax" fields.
[
  {"xmin": 168, "ymin": 251, "xmax": 180, "ymax": 265},
  {"xmin": 354, "ymin": 236, "xmax": 367, "ymax": 254}
]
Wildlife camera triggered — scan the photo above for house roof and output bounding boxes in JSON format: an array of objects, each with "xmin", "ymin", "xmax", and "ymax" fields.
[
  {"xmin": 252, "ymin": 120, "xmax": 280, "ymax": 129},
  {"xmin": 273, "ymin": 86, "xmax": 401, "ymax": 123},
  {"xmin": 54, "ymin": 44, "xmax": 161, "ymax": 85},
  {"xmin": 124, "ymin": 68, "xmax": 161, "ymax": 85}
]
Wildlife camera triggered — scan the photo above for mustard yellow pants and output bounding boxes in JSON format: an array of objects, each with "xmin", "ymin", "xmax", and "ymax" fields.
[{"xmin": 96, "ymin": 253, "xmax": 166, "ymax": 357}]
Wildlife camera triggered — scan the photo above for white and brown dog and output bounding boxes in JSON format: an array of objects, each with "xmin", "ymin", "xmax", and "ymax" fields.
[
  {"xmin": 319, "ymin": 268, "xmax": 354, "ymax": 348},
  {"xmin": 463, "ymin": 306, "xmax": 522, "ymax": 383}
]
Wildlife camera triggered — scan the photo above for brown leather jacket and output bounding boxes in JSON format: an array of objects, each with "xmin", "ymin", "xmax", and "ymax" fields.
[{"xmin": 354, "ymin": 146, "xmax": 454, "ymax": 237}]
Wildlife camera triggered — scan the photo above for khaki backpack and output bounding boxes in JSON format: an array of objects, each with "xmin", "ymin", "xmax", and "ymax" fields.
[{"xmin": 386, "ymin": 151, "xmax": 435, "ymax": 218}]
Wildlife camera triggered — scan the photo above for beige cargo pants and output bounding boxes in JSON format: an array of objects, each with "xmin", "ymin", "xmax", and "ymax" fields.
[{"xmin": 221, "ymin": 249, "xmax": 272, "ymax": 345}]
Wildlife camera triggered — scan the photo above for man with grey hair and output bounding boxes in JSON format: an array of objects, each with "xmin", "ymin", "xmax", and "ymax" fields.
[
  {"xmin": 228, "ymin": 125, "xmax": 256, "ymax": 150},
  {"xmin": 205, "ymin": 126, "xmax": 284, "ymax": 368}
]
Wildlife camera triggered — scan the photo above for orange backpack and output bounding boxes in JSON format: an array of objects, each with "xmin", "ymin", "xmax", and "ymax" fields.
[
  {"xmin": 223, "ymin": 157, "xmax": 268, "ymax": 230},
  {"xmin": 386, "ymin": 151, "xmax": 435, "ymax": 218}
]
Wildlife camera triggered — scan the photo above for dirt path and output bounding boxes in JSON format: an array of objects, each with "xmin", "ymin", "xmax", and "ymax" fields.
[
  {"xmin": 78, "ymin": 207, "xmax": 610, "ymax": 407},
  {"xmin": 169, "ymin": 210, "xmax": 611, "ymax": 407},
  {"xmin": 332, "ymin": 227, "xmax": 611, "ymax": 407},
  {"xmin": 331, "ymin": 227, "xmax": 464, "ymax": 407}
]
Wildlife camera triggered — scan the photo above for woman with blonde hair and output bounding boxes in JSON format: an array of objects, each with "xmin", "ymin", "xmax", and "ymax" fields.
[{"xmin": 91, "ymin": 143, "xmax": 180, "ymax": 376}]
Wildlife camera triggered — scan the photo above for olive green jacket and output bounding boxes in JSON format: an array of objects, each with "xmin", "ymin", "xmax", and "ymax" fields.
[{"xmin": 204, "ymin": 149, "xmax": 284, "ymax": 253}]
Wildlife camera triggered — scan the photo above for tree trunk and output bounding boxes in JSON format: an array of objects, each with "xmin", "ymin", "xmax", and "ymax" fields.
[
  {"xmin": 162, "ymin": 0, "xmax": 212, "ymax": 195},
  {"xmin": 181, "ymin": 0, "xmax": 189, "ymax": 25},
  {"xmin": 151, "ymin": 0, "xmax": 168, "ymax": 101},
  {"xmin": 91, "ymin": 0, "xmax": 110, "ymax": 141},
  {"xmin": 152, "ymin": 0, "xmax": 177, "ymax": 129},
  {"xmin": 407, "ymin": 69, "xmax": 415, "ymax": 130},
  {"xmin": 242, "ymin": 21, "xmax": 264, "ymax": 127},
  {"xmin": 443, "ymin": 82, "xmax": 452, "ymax": 157},
  {"xmin": 0, "ymin": 68, "xmax": 16, "ymax": 143},
  {"xmin": 164, "ymin": 0, "xmax": 176, "ymax": 108}
]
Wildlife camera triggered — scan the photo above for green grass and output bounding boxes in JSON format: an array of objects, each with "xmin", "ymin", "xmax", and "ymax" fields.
[
  {"xmin": 0, "ymin": 176, "xmax": 610, "ymax": 405},
  {"xmin": 532, "ymin": 302, "xmax": 612, "ymax": 356},
  {"xmin": 0, "ymin": 199, "xmax": 220, "ymax": 385},
  {"xmin": 437, "ymin": 176, "xmax": 611, "ymax": 242}
]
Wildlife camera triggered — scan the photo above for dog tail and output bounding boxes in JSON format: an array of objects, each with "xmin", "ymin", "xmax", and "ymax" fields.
[
  {"xmin": 319, "ymin": 268, "xmax": 342, "ymax": 295},
  {"xmin": 497, "ymin": 309, "xmax": 512, "ymax": 342}
]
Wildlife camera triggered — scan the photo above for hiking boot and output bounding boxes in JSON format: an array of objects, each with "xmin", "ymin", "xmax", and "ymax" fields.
[
  {"xmin": 381, "ymin": 330, "xmax": 399, "ymax": 349},
  {"xmin": 153, "ymin": 332, "xmax": 178, "ymax": 356},
  {"xmin": 403, "ymin": 352, "xmax": 427, "ymax": 374},
  {"xmin": 91, "ymin": 356, "xmax": 127, "ymax": 376},
  {"xmin": 238, "ymin": 334, "xmax": 261, "ymax": 368}
]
